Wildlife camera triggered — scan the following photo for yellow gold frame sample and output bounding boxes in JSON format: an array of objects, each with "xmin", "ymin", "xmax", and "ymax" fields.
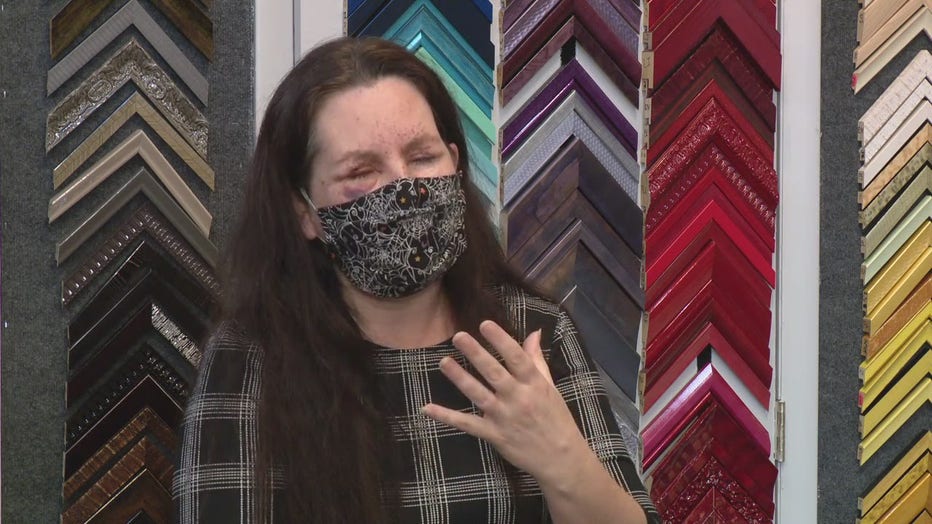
[
  {"xmin": 859, "ymin": 314, "xmax": 930, "ymax": 423},
  {"xmin": 860, "ymin": 451, "xmax": 931, "ymax": 522},
  {"xmin": 863, "ymin": 218, "xmax": 931, "ymax": 302},
  {"xmin": 863, "ymin": 166, "xmax": 932, "ymax": 257},
  {"xmin": 860, "ymin": 432, "xmax": 931, "ymax": 517},
  {"xmin": 860, "ymin": 348, "xmax": 930, "ymax": 434},
  {"xmin": 858, "ymin": 381, "xmax": 931, "ymax": 464},
  {"xmin": 865, "ymin": 275, "xmax": 931, "ymax": 359}
]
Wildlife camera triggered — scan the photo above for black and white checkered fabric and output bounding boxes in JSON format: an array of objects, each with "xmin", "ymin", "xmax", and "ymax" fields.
[{"xmin": 173, "ymin": 285, "xmax": 659, "ymax": 523}]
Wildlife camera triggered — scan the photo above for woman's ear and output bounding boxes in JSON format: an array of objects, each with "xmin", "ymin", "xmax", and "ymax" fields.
[{"xmin": 292, "ymin": 190, "xmax": 321, "ymax": 241}]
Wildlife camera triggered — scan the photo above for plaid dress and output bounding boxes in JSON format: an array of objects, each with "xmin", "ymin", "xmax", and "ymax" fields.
[{"xmin": 173, "ymin": 285, "xmax": 660, "ymax": 523}]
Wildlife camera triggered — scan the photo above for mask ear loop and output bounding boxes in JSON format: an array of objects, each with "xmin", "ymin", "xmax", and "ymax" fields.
[
  {"xmin": 299, "ymin": 187, "xmax": 319, "ymax": 213},
  {"xmin": 299, "ymin": 187, "xmax": 333, "ymax": 245}
]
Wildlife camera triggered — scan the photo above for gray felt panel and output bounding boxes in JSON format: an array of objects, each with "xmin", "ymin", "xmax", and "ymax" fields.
[
  {"xmin": 0, "ymin": 1, "xmax": 254, "ymax": 521},
  {"xmin": 819, "ymin": 1, "xmax": 932, "ymax": 522}
]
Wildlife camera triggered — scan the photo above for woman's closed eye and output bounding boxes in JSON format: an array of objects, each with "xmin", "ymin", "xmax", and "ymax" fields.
[
  {"xmin": 344, "ymin": 167, "xmax": 375, "ymax": 180},
  {"xmin": 412, "ymin": 153, "xmax": 439, "ymax": 164}
]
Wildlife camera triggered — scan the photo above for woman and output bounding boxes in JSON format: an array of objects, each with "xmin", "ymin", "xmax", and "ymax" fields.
[{"xmin": 173, "ymin": 37, "xmax": 659, "ymax": 523}]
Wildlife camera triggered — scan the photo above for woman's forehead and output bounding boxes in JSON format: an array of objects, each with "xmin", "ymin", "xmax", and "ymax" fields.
[{"xmin": 313, "ymin": 77, "xmax": 441, "ymax": 158}]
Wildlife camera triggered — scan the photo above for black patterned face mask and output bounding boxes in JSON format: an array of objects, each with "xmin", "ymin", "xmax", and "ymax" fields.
[{"xmin": 300, "ymin": 172, "xmax": 468, "ymax": 298}]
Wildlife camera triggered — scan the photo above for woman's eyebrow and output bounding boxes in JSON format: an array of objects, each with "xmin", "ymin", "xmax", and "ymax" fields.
[
  {"xmin": 334, "ymin": 134, "xmax": 442, "ymax": 165},
  {"xmin": 334, "ymin": 149, "xmax": 381, "ymax": 166},
  {"xmin": 402, "ymin": 133, "xmax": 443, "ymax": 152}
]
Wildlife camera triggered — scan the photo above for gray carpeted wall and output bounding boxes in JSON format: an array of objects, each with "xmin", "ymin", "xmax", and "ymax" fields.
[
  {"xmin": 819, "ymin": 1, "xmax": 931, "ymax": 523},
  {"xmin": 0, "ymin": 2, "xmax": 254, "ymax": 520}
]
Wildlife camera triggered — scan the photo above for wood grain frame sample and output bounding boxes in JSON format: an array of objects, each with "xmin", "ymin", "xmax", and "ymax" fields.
[
  {"xmin": 68, "ymin": 239, "xmax": 212, "ymax": 348},
  {"xmin": 863, "ymin": 79, "xmax": 931, "ymax": 165},
  {"xmin": 63, "ymin": 406, "xmax": 175, "ymax": 501},
  {"xmin": 502, "ymin": 92, "xmax": 639, "ymax": 205},
  {"xmin": 63, "ymin": 435, "xmax": 174, "ymax": 523},
  {"xmin": 65, "ymin": 376, "xmax": 182, "ymax": 476},
  {"xmin": 857, "ymin": 1, "xmax": 932, "ymax": 68},
  {"xmin": 62, "ymin": 202, "xmax": 219, "ymax": 306},
  {"xmin": 49, "ymin": 129, "xmax": 212, "ymax": 234},
  {"xmin": 860, "ymin": 51, "xmax": 932, "ymax": 144},
  {"xmin": 86, "ymin": 469, "xmax": 172, "ymax": 523},
  {"xmin": 861, "ymin": 143, "xmax": 930, "ymax": 221},
  {"xmin": 51, "ymin": 0, "xmax": 212, "ymax": 59},
  {"xmin": 858, "ymin": 0, "xmax": 914, "ymax": 44},
  {"xmin": 864, "ymin": 275, "xmax": 931, "ymax": 359},
  {"xmin": 853, "ymin": 9, "xmax": 932, "ymax": 92},
  {"xmin": 56, "ymin": 168, "xmax": 217, "ymax": 266},
  {"xmin": 502, "ymin": 138, "xmax": 643, "ymax": 398},
  {"xmin": 501, "ymin": 0, "xmax": 639, "ymax": 105}
]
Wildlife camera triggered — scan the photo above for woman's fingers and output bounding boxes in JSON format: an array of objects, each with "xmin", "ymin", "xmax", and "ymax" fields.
[
  {"xmin": 478, "ymin": 320, "xmax": 537, "ymax": 381},
  {"xmin": 422, "ymin": 403, "xmax": 491, "ymax": 440},
  {"xmin": 437, "ymin": 356, "xmax": 498, "ymax": 410},
  {"xmin": 523, "ymin": 329, "xmax": 554, "ymax": 385},
  {"xmin": 451, "ymin": 331, "xmax": 516, "ymax": 392}
]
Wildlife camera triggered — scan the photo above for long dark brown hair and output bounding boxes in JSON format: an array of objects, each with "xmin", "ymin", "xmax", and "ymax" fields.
[{"xmin": 221, "ymin": 37, "xmax": 532, "ymax": 522}]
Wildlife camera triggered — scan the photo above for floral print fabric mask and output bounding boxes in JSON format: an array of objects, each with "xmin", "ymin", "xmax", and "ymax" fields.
[{"xmin": 300, "ymin": 172, "xmax": 468, "ymax": 298}]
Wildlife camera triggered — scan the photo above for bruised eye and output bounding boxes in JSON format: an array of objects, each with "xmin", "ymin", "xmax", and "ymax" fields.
[{"xmin": 345, "ymin": 168, "xmax": 374, "ymax": 180}]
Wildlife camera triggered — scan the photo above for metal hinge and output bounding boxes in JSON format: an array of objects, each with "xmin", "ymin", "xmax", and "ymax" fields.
[{"xmin": 775, "ymin": 400, "xmax": 786, "ymax": 463}]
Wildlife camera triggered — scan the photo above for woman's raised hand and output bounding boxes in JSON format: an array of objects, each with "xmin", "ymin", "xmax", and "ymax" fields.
[{"xmin": 422, "ymin": 320, "xmax": 590, "ymax": 486}]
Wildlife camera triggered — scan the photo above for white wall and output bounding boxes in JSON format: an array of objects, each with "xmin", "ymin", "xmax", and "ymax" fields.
[
  {"xmin": 775, "ymin": 0, "xmax": 821, "ymax": 522},
  {"xmin": 254, "ymin": 0, "xmax": 343, "ymax": 133}
]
